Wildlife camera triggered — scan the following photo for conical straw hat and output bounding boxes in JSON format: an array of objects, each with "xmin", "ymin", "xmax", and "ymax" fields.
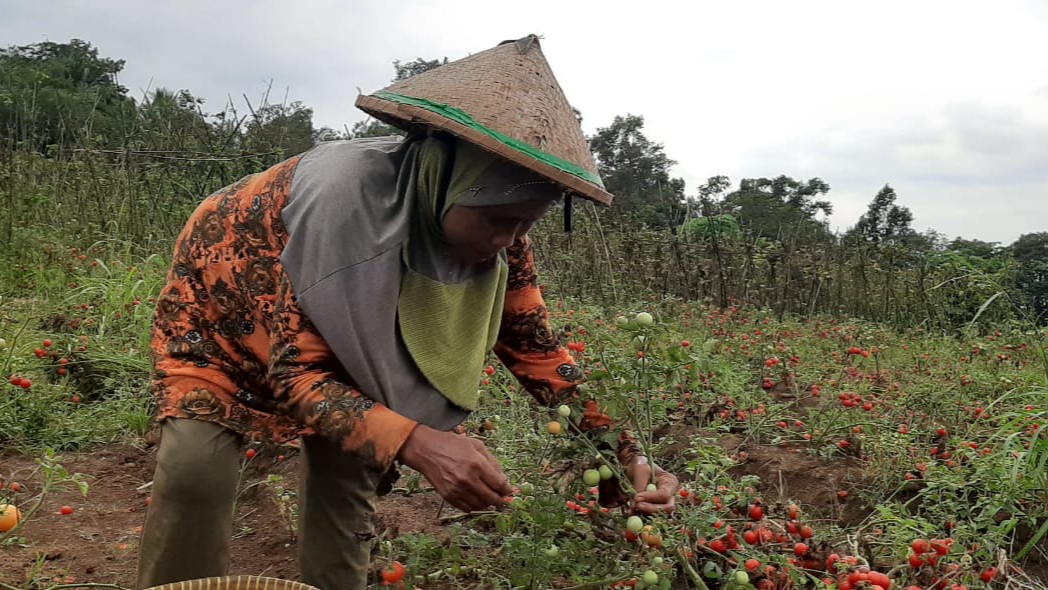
[{"xmin": 355, "ymin": 35, "xmax": 613, "ymax": 206}]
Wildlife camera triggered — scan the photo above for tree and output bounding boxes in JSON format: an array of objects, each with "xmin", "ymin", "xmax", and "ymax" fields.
[
  {"xmin": 344, "ymin": 56, "xmax": 449, "ymax": 140},
  {"xmin": 392, "ymin": 57, "xmax": 448, "ymax": 82},
  {"xmin": 241, "ymin": 99, "xmax": 316, "ymax": 160},
  {"xmin": 0, "ymin": 38, "xmax": 135, "ymax": 149},
  {"xmin": 345, "ymin": 118, "xmax": 399, "ymax": 139},
  {"xmin": 588, "ymin": 114, "xmax": 686, "ymax": 227},
  {"xmin": 946, "ymin": 237, "xmax": 1003, "ymax": 260},
  {"xmin": 721, "ymin": 175, "xmax": 833, "ymax": 241},
  {"xmin": 135, "ymin": 88, "xmax": 211, "ymax": 152},
  {"xmin": 850, "ymin": 184, "xmax": 914, "ymax": 245},
  {"xmin": 1010, "ymin": 232, "xmax": 1048, "ymax": 323},
  {"xmin": 1010, "ymin": 232, "xmax": 1048, "ymax": 265}
]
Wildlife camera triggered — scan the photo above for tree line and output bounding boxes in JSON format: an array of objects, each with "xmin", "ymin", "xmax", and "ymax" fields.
[{"xmin": 1, "ymin": 39, "xmax": 1044, "ymax": 328}]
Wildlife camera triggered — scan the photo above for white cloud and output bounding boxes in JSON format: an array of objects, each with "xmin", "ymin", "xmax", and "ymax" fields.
[{"xmin": 2, "ymin": 0, "xmax": 1046, "ymax": 243}]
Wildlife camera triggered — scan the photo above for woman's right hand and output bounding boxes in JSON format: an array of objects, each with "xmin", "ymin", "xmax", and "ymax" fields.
[{"xmin": 397, "ymin": 424, "xmax": 513, "ymax": 512}]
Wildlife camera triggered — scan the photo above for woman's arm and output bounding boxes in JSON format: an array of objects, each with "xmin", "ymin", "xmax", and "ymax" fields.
[{"xmin": 266, "ymin": 268, "xmax": 419, "ymax": 471}]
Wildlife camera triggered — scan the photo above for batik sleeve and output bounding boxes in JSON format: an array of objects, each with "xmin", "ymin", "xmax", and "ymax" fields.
[
  {"xmin": 493, "ymin": 235, "xmax": 584, "ymax": 406},
  {"xmin": 266, "ymin": 268, "xmax": 418, "ymax": 471},
  {"xmin": 493, "ymin": 236, "xmax": 639, "ymax": 462}
]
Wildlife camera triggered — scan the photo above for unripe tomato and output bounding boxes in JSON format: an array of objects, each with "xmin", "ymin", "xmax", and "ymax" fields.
[{"xmin": 626, "ymin": 515, "xmax": 644, "ymax": 533}]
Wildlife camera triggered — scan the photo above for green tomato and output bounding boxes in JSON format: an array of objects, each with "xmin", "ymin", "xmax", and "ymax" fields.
[
  {"xmin": 614, "ymin": 315, "xmax": 629, "ymax": 327},
  {"xmin": 635, "ymin": 312, "xmax": 654, "ymax": 327},
  {"xmin": 0, "ymin": 337, "xmax": 6, "ymax": 349},
  {"xmin": 544, "ymin": 545, "xmax": 559, "ymax": 558},
  {"xmin": 642, "ymin": 570, "xmax": 659, "ymax": 585},
  {"xmin": 582, "ymin": 469, "xmax": 601, "ymax": 486},
  {"xmin": 519, "ymin": 482, "xmax": 535, "ymax": 496},
  {"xmin": 646, "ymin": 483, "xmax": 658, "ymax": 492},
  {"xmin": 626, "ymin": 515, "xmax": 644, "ymax": 533},
  {"xmin": 558, "ymin": 404, "xmax": 572, "ymax": 418},
  {"xmin": 733, "ymin": 570, "xmax": 750, "ymax": 585},
  {"xmin": 652, "ymin": 556, "xmax": 664, "ymax": 566},
  {"xmin": 631, "ymin": 335, "xmax": 647, "ymax": 350},
  {"xmin": 599, "ymin": 465, "xmax": 614, "ymax": 480}
]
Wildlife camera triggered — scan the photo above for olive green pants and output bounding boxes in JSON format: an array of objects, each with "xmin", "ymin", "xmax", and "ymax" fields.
[{"xmin": 135, "ymin": 418, "xmax": 388, "ymax": 590}]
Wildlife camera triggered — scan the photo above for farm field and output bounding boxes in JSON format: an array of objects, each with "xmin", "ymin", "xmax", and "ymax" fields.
[{"xmin": 2, "ymin": 247, "xmax": 1047, "ymax": 590}]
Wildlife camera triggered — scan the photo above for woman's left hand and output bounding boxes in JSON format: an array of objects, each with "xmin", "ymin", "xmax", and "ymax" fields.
[{"xmin": 626, "ymin": 456, "xmax": 679, "ymax": 514}]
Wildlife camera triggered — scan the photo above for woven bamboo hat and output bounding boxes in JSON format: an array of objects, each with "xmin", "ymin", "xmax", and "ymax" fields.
[{"xmin": 355, "ymin": 35, "xmax": 613, "ymax": 206}]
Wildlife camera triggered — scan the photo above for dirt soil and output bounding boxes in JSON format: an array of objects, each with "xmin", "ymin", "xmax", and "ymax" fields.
[
  {"xmin": 0, "ymin": 440, "xmax": 446, "ymax": 588},
  {"xmin": 5, "ymin": 428, "xmax": 1042, "ymax": 589}
]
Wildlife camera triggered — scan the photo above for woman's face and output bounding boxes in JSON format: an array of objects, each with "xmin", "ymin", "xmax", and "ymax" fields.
[{"xmin": 442, "ymin": 199, "xmax": 554, "ymax": 263}]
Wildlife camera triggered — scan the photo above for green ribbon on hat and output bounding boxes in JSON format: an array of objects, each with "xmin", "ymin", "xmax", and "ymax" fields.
[{"xmin": 373, "ymin": 90, "xmax": 605, "ymax": 189}]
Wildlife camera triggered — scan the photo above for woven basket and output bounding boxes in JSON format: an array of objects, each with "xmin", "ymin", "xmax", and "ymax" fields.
[
  {"xmin": 141, "ymin": 575, "xmax": 320, "ymax": 590},
  {"xmin": 356, "ymin": 35, "xmax": 613, "ymax": 206}
]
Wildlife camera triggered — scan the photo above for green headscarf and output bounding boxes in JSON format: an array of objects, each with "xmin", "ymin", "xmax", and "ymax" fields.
[{"xmin": 396, "ymin": 136, "xmax": 510, "ymax": 411}]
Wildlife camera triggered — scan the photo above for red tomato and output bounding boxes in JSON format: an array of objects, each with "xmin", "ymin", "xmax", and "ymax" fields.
[
  {"xmin": 381, "ymin": 561, "xmax": 406, "ymax": 585},
  {"xmin": 867, "ymin": 571, "xmax": 892, "ymax": 588}
]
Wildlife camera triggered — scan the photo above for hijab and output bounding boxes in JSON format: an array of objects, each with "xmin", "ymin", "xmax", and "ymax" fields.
[{"xmin": 280, "ymin": 133, "xmax": 561, "ymax": 426}]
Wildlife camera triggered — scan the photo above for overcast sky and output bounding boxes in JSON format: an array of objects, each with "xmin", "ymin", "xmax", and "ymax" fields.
[{"xmin": 4, "ymin": 0, "xmax": 1047, "ymax": 245}]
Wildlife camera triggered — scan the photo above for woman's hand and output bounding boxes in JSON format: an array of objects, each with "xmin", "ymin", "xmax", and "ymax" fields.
[
  {"xmin": 626, "ymin": 456, "xmax": 678, "ymax": 514},
  {"xmin": 397, "ymin": 424, "xmax": 512, "ymax": 513}
]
